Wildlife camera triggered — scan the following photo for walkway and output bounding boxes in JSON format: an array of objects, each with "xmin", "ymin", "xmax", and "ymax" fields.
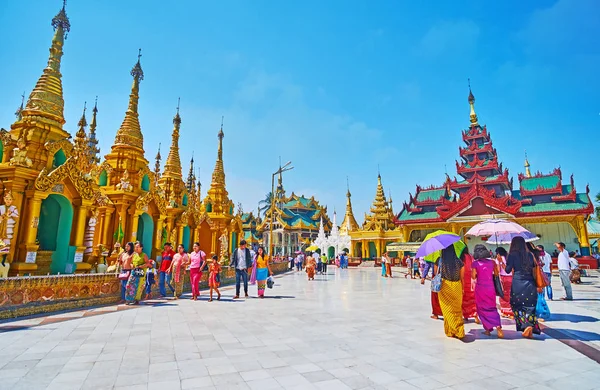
[{"xmin": 0, "ymin": 267, "xmax": 598, "ymax": 390}]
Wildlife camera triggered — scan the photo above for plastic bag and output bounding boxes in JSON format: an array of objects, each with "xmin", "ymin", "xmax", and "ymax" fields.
[{"xmin": 267, "ymin": 276, "xmax": 275, "ymax": 289}]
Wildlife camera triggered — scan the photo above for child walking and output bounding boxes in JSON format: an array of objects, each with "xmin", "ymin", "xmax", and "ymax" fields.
[
  {"xmin": 144, "ymin": 260, "xmax": 157, "ymax": 300},
  {"xmin": 208, "ymin": 255, "xmax": 221, "ymax": 302},
  {"xmin": 413, "ymin": 257, "xmax": 421, "ymax": 279}
]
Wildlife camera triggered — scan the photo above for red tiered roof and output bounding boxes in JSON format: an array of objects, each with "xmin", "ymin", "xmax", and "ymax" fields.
[
  {"xmin": 456, "ymin": 155, "xmax": 500, "ymax": 176},
  {"xmin": 448, "ymin": 169, "xmax": 511, "ymax": 191},
  {"xmin": 459, "ymin": 140, "xmax": 496, "ymax": 157},
  {"xmin": 436, "ymin": 182, "xmax": 522, "ymax": 220},
  {"xmin": 461, "ymin": 125, "xmax": 489, "ymax": 143}
]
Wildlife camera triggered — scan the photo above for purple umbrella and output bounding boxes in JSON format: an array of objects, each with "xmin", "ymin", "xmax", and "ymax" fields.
[{"xmin": 416, "ymin": 230, "xmax": 462, "ymax": 259}]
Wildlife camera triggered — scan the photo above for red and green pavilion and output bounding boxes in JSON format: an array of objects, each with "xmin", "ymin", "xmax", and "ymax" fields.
[{"xmin": 395, "ymin": 88, "xmax": 595, "ymax": 267}]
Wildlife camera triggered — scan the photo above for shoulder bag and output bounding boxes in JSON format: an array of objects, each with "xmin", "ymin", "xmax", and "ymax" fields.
[
  {"xmin": 492, "ymin": 261, "xmax": 504, "ymax": 297},
  {"xmin": 431, "ymin": 258, "xmax": 442, "ymax": 293}
]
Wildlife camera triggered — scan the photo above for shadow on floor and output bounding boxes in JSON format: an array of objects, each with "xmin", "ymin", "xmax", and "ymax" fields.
[{"xmin": 546, "ymin": 313, "xmax": 599, "ymax": 323}]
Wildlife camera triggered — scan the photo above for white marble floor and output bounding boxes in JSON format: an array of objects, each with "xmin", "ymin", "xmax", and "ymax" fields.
[{"xmin": 0, "ymin": 267, "xmax": 598, "ymax": 390}]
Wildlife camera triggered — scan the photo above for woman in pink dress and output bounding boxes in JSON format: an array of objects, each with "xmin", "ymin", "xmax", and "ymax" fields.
[
  {"xmin": 472, "ymin": 244, "xmax": 503, "ymax": 338},
  {"xmin": 189, "ymin": 242, "xmax": 207, "ymax": 301}
]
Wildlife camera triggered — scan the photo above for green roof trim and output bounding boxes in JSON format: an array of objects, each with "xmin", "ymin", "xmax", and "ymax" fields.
[
  {"xmin": 521, "ymin": 175, "xmax": 560, "ymax": 192},
  {"xmin": 588, "ymin": 220, "xmax": 600, "ymax": 236},
  {"xmin": 416, "ymin": 189, "xmax": 446, "ymax": 202},
  {"xmin": 397, "ymin": 209, "xmax": 440, "ymax": 221},
  {"xmin": 518, "ymin": 193, "xmax": 592, "ymax": 213}
]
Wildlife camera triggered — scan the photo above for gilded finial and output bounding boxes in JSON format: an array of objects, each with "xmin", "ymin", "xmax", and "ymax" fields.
[
  {"xmin": 88, "ymin": 96, "xmax": 100, "ymax": 165},
  {"xmin": 524, "ymin": 150, "xmax": 532, "ymax": 178},
  {"xmin": 186, "ymin": 154, "xmax": 195, "ymax": 191},
  {"xmin": 468, "ymin": 78, "xmax": 478, "ymax": 126},
  {"xmin": 77, "ymin": 101, "xmax": 87, "ymax": 129},
  {"xmin": 51, "ymin": 0, "xmax": 70, "ymax": 39},
  {"xmin": 346, "ymin": 176, "xmax": 351, "ymax": 197},
  {"xmin": 160, "ymin": 100, "xmax": 183, "ymax": 182},
  {"xmin": 112, "ymin": 50, "xmax": 145, "ymax": 151},
  {"xmin": 15, "ymin": 92, "xmax": 25, "ymax": 120},
  {"xmin": 154, "ymin": 143, "xmax": 162, "ymax": 177}
]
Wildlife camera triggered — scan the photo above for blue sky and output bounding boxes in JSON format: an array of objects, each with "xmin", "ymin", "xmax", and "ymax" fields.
[{"xmin": 1, "ymin": 0, "xmax": 598, "ymax": 221}]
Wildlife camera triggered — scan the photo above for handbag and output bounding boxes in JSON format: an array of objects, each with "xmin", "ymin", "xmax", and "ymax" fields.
[
  {"xmin": 534, "ymin": 263, "xmax": 547, "ymax": 288},
  {"xmin": 430, "ymin": 258, "xmax": 442, "ymax": 293},
  {"xmin": 118, "ymin": 270, "xmax": 131, "ymax": 280},
  {"xmin": 493, "ymin": 275, "xmax": 504, "ymax": 297},
  {"xmin": 215, "ymin": 273, "xmax": 221, "ymax": 284},
  {"xmin": 132, "ymin": 268, "xmax": 144, "ymax": 277}
]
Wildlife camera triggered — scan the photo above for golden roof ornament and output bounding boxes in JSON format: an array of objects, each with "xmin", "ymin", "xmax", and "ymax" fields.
[
  {"xmin": 340, "ymin": 177, "xmax": 359, "ymax": 233},
  {"xmin": 22, "ymin": 0, "xmax": 70, "ymax": 126},
  {"xmin": 162, "ymin": 98, "xmax": 183, "ymax": 180},
  {"xmin": 9, "ymin": 137, "xmax": 33, "ymax": 168},
  {"xmin": 210, "ymin": 117, "xmax": 226, "ymax": 188},
  {"xmin": 524, "ymin": 151, "xmax": 532, "ymax": 178},
  {"xmin": 468, "ymin": 79, "xmax": 479, "ymax": 126},
  {"xmin": 112, "ymin": 49, "xmax": 145, "ymax": 151},
  {"xmin": 14, "ymin": 92, "xmax": 25, "ymax": 121},
  {"xmin": 88, "ymin": 96, "xmax": 100, "ymax": 165},
  {"xmin": 154, "ymin": 143, "xmax": 162, "ymax": 179}
]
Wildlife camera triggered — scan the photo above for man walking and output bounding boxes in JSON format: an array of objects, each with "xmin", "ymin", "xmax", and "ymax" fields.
[
  {"xmin": 538, "ymin": 245, "xmax": 553, "ymax": 300},
  {"xmin": 555, "ymin": 242, "xmax": 573, "ymax": 300},
  {"xmin": 321, "ymin": 253, "xmax": 328, "ymax": 274},
  {"xmin": 316, "ymin": 252, "xmax": 322, "ymax": 274},
  {"xmin": 158, "ymin": 242, "xmax": 176, "ymax": 298},
  {"xmin": 231, "ymin": 240, "xmax": 252, "ymax": 299}
]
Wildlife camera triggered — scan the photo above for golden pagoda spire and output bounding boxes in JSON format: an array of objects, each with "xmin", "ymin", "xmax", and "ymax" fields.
[
  {"xmin": 15, "ymin": 92, "xmax": 25, "ymax": 121},
  {"xmin": 87, "ymin": 96, "xmax": 100, "ymax": 164},
  {"xmin": 162, "ymin": 98, "xmax": 183, "ymax": 180},
  {"xmin": 154, "ymin": 143, "xmax": 162, "ymax": 179},
  {"xmin": 73, "ymin": 102, "xmax": 92, "ymax": 172},
  {"xmin": 21, "ymin": 0, "xmax": 71, "ymax": 126},
  {"xmin": 364, "ymin": 173, "xmax": 394, "ymax": 230},
  {"xmin": 112, "ymin": 49, "xmax": 145, "ymax": 152},
  {"xmin": 186, "ymin": 155, "xmax": 195, "ymax": 192},
  {"xmin": 75, "ymin": 101, "xmax": 87, "ymax": 141},
  {"xmin": 210, "ymin": 117, "xmax": 226, "ymax": 188},
  {"xmin": 340, "ymin": 177, "xmax": 359, "ymax": 234},
  {"xmin": 524, "ymin": 151, "xmax": 532, "ymax": 178},
  {"xmin": 468, "ymin": 79, "xmax": 479, "ymax": 126}
]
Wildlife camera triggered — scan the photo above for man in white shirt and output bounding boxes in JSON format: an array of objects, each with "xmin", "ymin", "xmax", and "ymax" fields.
[
  {"xmin": 554, "ymin": 242, "xmax": 572, "ymax": 300},
  {"xmin": 537, "ymin": 245, "xmax": 553, "ymax": 300}
]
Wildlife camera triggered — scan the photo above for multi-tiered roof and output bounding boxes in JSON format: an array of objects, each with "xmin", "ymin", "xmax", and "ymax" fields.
[{"xmin": 397, "ymin": 88, "xmax": 593, "ymax": 224}]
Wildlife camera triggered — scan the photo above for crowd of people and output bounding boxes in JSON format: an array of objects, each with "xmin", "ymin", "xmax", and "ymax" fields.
[
  {"xmin": 114, "ymin": 239, "xmax": 276, "ymax": 304},
  {"xmin": 401, "ymin": 239, "xmax": 579, "ymax": 340},
  {"xmin": 288, "ymin": 251, "xmax": 349, "ymax": 280}
]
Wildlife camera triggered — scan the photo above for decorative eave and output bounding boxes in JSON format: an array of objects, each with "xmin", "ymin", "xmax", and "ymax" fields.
[
  {"xmin": 461, "ymin": 125, "xmax": 489, "ymax": 144},
  {"xmin": 436, "ymin": 182, "xmax": 522, "ymax": 220},
  {"xmin": 459, "ymin": 140, "xmax": 495, "ymax": 157},
  {"xmin": 449, "ymin": 169, "xmax": 511, "ymax": 191}
]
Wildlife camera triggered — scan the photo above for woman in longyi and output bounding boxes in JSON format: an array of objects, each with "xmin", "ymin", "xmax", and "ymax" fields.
[{"xmin": 437, "ymin": 246, "xmax": 465, "ymax": 339}]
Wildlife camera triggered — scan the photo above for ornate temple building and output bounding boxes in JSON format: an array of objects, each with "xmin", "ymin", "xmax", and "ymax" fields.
[
  {"xmin": 241, "ymin": 212, "xmax": 262, "ymax": 248},
  {"xmin": 395, "ymin": 88, "xmax": 595, "ymax": 256},
  {"xmin": 258, "ymin": 173, "xmax": 332, "ymax": 256},
  {"xmin": 347, "ymin": 175, "xmax": 401, "ymax": 258},
  {"xmin": 0, "ymin": 3, "xmax": 242, "ymax": 276}
]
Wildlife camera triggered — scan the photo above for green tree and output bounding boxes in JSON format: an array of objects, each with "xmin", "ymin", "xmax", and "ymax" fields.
[
  {"xmin": 596, "ymin": 192, "xmax": 600, "ymax": 219},
  {"xmin": 258, "ymin": 192, "xmax": 272, "ymax": 217}
]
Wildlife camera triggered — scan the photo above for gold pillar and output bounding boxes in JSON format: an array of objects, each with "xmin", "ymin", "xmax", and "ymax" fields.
[
  {"xmin": 101, "ymin": 208, "xmax": 114, "ymax": 246},
  {"xmin": 211, "ymin": 230, "xmax": 217, "ymax": 255},
  {"xmin": 73, "ymin": 201, "xmax": 93, "ymax": 273},
  {"xmin": 13, "ymin": 193, "xmax": 45, "ymax": 274},
  {"xmin": 178, "ymin": 225, "xmax": 185, "ymax": 246},
  {"xmin": 131, "ymin": 213, "xmax": 141, "ymax": 242},
  {"xmin": 155, "ymin": 218, "xmax": 164, "ymax": 248}
]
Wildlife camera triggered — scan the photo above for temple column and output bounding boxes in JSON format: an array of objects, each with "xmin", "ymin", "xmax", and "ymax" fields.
[
  {"xmin": 211, "ymin": 230, "xmax": 217, "ymax": 256},
  {"xmin": 101, "ymin": 208, "xmax": 115, "ymax": 247},
  {"xmin": 73, "ymin": 200, "xmax": 93, "ymax": 273},
  {"xmin": 155, "ymin": 218, "xmax": 164, "ymax": 249},
  {"xmin": 178, "ymin": 224, "xmax": 185, "ymax": 247},
  {"xmin": 450, "ymin": 223, "xmax": 458, "ymax": 234},
  {"xmin": 576, "ymin": 215, "xmax": 591, "ymax": 256},
  {"xmin": 13, "ymin": 193, "xmax": 46, "ymax": 275},
  {"xmin": 131, "ymin": 212, "xmax": 141, "ymax": 242}
]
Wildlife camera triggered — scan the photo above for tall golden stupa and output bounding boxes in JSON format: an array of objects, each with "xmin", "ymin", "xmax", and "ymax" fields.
[{"xmin": 0, "ymin": 2, "xmax": 242, "ymax": 276}]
